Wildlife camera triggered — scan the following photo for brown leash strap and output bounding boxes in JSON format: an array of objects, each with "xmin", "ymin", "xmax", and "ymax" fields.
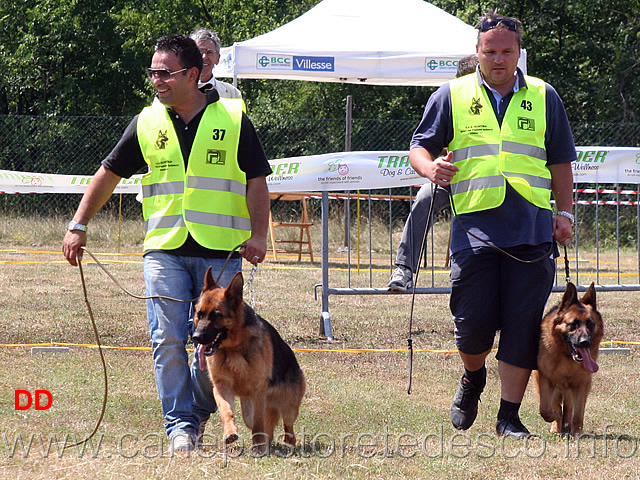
[
  {"xmin": 64, "ymin": 255, "xmax": 108, "ymax": 450},
  {"xmin": 66, "ymin": 244, "xmax": 247, "ymax": 449},
  {"xmin": 407, "ymin": 187, "xmax": 565, "ymax": 394}
]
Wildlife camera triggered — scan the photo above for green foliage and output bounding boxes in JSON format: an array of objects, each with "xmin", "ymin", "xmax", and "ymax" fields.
[
  {"xmin": 429, "ymin": 0, "xmax": 640, "ymax": 123},
  {"xmin": 0, "ymin": 0, "xmax": 639, "ymax": 122},
  {"xmin": 518, "ymin": 0, "xmax": 640, "ymax": 122},
  {"xmin": 0, "ymin": 0, "xmax": 137, "ymax": 115},
  {"xmin": 0, "ymin": 115, "xmax": 130, "ymax": 174}
]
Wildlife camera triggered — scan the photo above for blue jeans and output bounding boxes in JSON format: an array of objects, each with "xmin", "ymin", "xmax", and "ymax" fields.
[{"xmin": 143, "ymin": 251, "xmax": 242, "ymax": 438}]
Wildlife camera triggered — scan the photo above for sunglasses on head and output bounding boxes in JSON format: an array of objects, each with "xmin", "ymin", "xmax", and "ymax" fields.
[
  {"xmin": 146, "ymin": 67, "xmax": 188, "ymax": 81},
  {"xmin": 480, "ymin": 18, "xmax": 517, "ymax": 32}
]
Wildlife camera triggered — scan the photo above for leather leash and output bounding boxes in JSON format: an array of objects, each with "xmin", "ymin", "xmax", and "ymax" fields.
[
  {"xmin": 65, "ymin": 244, "xmax": 252, "ymax": 449},
  {"xmin": 407, "ymin": 184, "xmax": 440, "ymax": 394},
  {"xmin": 406, "ymin": 185, "xmax": 569, "ymax": 394}
]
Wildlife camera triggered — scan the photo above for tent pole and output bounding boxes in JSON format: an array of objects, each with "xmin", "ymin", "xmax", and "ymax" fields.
[
  {"xmin": 345, "ymin": 95, "xmax": 352, "ymax": 151},
  {"xmin": 343, "ymin": 95, "xmax": 353, "ymax": 247}
]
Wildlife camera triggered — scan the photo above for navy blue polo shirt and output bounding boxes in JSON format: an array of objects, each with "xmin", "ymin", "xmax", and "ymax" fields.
[{"xmin": 410, "ymin": 69, "xmax": 577, "ymax": 254}]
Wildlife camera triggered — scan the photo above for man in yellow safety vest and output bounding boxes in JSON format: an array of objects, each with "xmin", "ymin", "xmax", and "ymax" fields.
[
  {"xmin": 63, "ymin": 34, "xmax": 271, "ymax": 453},
  {"xmin": 409, "ymin": 11, "xmax": 575, "ymax": 439}
]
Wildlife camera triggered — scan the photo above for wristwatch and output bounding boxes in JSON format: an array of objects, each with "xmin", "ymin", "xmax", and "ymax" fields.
[
  {"xmin": 557, "ymin": 210, "xmax": 574, "ymax": 224},
  {"xmin": 67, "ymin": 221, "xmax": 88, "ymax": 232}
]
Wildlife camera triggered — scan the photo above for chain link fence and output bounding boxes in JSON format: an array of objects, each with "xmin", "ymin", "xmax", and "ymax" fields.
[{"xmin": 1, "ymin": 114, "xmax": 640, "ymax": 255}]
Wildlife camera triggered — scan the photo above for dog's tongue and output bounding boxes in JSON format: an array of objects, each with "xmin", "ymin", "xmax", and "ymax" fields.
[
  {"xmin": 196, "ymin": 344, "xmax": 206, "ymax": 371},
  {"xmin": 578, "ymin": 347, "xmax": 599, "ymax": 373}
]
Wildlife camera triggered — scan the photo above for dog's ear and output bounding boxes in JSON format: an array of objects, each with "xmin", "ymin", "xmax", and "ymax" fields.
[
  {"xmin": 203, "ymin": 266, "xmax": 217, "ymax": 291},
  {"xmin": 580, "ymin": 282, "xmax": 597, "ymax": 309},
  {"xmin": 225, "ymin": 271, "xmax": 245, "ymax": 306},
  {"xmin": 559, "ymin": 282, "xmax": 579, "ymax": 311}
]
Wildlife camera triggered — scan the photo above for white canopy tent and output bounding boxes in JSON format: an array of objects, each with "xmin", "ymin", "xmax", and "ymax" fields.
[
  {"xmin": 212, "ymin": 0, "xmax": 527, "ymax": 339},
  {"xmin": 213, "ymin": 0, "xmax": 526, "ymax": 87}
]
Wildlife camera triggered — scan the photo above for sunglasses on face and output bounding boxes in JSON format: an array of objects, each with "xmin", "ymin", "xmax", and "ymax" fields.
[
  {"xmin": 480, "ymin": 18, "xmax": 517, "ymax": 32},
  {"xmin": 146, "ymin": 67, "xmax": 188, "ymax": 81}
]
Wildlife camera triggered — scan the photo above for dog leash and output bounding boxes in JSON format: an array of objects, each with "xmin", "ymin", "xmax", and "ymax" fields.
[
  {"xmin": 63, "ymin": 254, "xmax": 108, "ymax": 450},
  {"xmin": 447, "ymin": 187, "xmax": 573, "ymax": 288},
  {"xmin": 406, "ymin": 184, "xmax": 570, "ymax": 394},
  {"xmin": 406, "ymin": 184, "xmax": 440, "ymax": 395},
  {"xmin": 65, "ymin": 247, "xmax": 197, "ymax": 451},
  {"xmin": 447, "ymin": 184, "xmax": 572, "ymax": 279},
  {"xmin": 243, "ymin": 263, "xmax": 259, "ymax": 310},
  {"xmin": 563, "ymin": 245, "xmax": 571, "ymax": 284},
  {"xmin": 78, "ymin": 243, "xmax": 247, "ymax": 303},
  {"xmin": 66, "ymin": 244, "xmax": 253, "ymax": 449},
  {"xmin": 446, "ymin": 188, "xmax": 555, "ymax": 263}
]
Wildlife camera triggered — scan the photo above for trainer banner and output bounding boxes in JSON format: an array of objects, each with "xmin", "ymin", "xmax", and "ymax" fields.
[
  {"xmin": 267, "ymin": 147, "xmax": 640, "ymax": 192},
  {"xmin": 2, "ymin": 147, "xmax": 640, "ymax": 194},
  {"xmin": 0, "ymin": 170, "xmax": 143, "ymax": 194}
]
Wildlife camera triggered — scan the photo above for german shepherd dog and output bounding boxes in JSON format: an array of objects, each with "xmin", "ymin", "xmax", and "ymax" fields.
[
  {"xmin": 192, "ymin": 268, "xmax": 306, "ymax": 454},
  {"xmin": 534, "ymin": 282, "xmax": 603, "ymax": 436}
]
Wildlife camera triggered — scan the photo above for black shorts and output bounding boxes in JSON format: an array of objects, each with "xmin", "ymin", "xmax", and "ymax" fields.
[{"xmin": 450, "ymin": 244, "xmax": 555, "ymax": 370}]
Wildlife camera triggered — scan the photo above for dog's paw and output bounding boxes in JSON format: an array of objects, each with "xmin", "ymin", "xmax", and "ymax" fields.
[
  {"xmin": 569, "ymin": 426, "xmax": 584, "ymax": 437},
  {"xmin": 281, "ymin": 432, "xmax": 296, "ymax": 446},
  {"xmin": 540, "ymin": 407, "xmax": 561, "ymax": 425},
  {"xmin": 250, "ymin": 442, "xmax": 269, "ymax": 456},
  {"xmin": 550, "ymin": 420, "xmax": 564, "ymax": 434},
  {"xmin": 224, "ymin": 433, "xmax": 239, "ymax": 445}
]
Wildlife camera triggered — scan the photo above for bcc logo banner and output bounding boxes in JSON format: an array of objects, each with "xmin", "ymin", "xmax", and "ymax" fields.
[
  {"xmin": 425, "ymin": 58, "xmax": 459, "ymax": 74},
  {"xmin": 257, "ymin": 54, "xmax": 292, "ymax": 70}
]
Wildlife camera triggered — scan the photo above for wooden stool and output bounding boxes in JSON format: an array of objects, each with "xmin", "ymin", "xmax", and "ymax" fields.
[{"xmin": 268, "ymin": 193, "xmax": 314, "ymax": 262}]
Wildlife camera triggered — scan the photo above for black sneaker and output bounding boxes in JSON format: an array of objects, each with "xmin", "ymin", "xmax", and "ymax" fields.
[
  {"xmin": 450, "ymin": 376, "xmax": 483, "ymax": 430},
  {"xmin": 496, "ymin": 414, "xmax": 532, "ymax": 439}
]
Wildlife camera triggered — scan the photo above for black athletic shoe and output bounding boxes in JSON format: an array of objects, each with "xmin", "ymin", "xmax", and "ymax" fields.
[
  {"xmin": 496, "ymin": 414, "xmax": 532, "ymax": 439},
  {"xmin": 450, "ymin": 376, "xmax": 483, "ymax": 430}
]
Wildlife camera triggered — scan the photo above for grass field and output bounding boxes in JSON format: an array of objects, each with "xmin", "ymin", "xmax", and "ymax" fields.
[{"xmin": 1, "ymin": 216, "xmax": 639, "ymax": 479}]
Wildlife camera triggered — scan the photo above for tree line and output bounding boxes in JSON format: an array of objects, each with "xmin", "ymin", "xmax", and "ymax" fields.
[{"xmin": 0, "ymin": 0, "xmax": 638, "ymax": 126}]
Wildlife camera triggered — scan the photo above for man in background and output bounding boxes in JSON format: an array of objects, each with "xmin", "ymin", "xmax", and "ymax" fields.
[
  {"xmin": 388, "ymin": 54, "xmax": 478, "ymax": 292},
  {"xmin": 190, "ymin": 27, "xmax": 242, "ymax": 99}
]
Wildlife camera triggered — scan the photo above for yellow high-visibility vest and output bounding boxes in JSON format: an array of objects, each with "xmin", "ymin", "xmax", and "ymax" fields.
[
  {"xmin": 448, "ymin": 74, "xmax": 551, "ymax": 214},
  {"xmin": 137, "ymin": 98, "xmax": 250, "ymax": 251}
]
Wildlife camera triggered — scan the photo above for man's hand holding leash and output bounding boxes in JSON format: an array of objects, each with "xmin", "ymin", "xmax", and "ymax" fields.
[
  {"xmin": 63, "ymin": 229, "xmax": 87, "ymax": 266},
  {"xmin": 239, "ymin": 237, "xmax": 267, "ymax": 265},
  {"xmin": 410, "ymin": 149, "xmax": 459, "ymax": 187}
]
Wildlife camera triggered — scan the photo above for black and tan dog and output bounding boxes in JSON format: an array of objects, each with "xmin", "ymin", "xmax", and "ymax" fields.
[
  {"xmin": 192, "ymin": 268, "xmax": 306, "ymax": 453},
  {"xmin": 534, "ymin": 282, "xmax": 603, "ymax": 436}
]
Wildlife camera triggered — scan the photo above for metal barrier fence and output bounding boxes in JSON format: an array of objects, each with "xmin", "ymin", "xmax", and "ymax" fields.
[
  {"xmin": 313, "ymin": 186, "xmax": 640, "ymax": 339},
  {"xmin": 1, "ymin": 115, "xmax": 640, "ymax": 338}
]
